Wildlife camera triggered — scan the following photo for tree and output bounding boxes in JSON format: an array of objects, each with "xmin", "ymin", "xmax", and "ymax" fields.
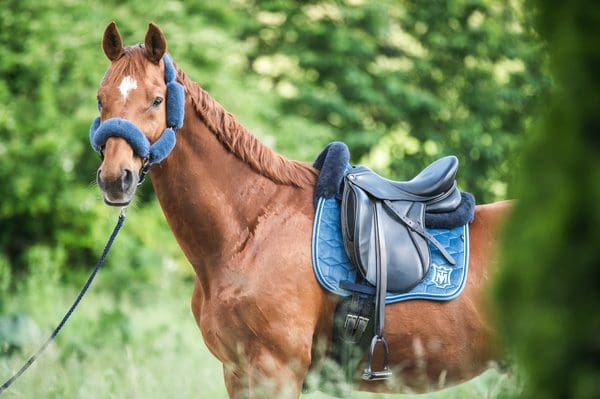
[
  {"xmin": 239, "ymin": 0, "xmax": 547, "ymax": 202},
  {"xmin": 493, "ymin": 0, "xmax": 600, "ymax": 397},
  {"xmin": 0, "ymin": 0, "xmax": 103, "ymax": 274}
]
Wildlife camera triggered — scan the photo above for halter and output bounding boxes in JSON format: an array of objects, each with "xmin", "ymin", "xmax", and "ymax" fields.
[{"xmin": 89, "ymin": 54, "xmax": 185, "ymax": 183}]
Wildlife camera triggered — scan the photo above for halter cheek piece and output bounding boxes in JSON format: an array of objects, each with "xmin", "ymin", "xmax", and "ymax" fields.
[{"xmin": 89, "ymin": 54, "xmax": 185, "ymax": 184}]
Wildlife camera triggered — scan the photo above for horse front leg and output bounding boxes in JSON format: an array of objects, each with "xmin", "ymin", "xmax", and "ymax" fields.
[{"xmin": 223, "ymin": 348, "xmax": 308, "ymax": 399}]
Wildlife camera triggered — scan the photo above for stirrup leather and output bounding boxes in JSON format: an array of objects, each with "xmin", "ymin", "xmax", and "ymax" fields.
[{"xmin": 361, "ymin": 201, "xmax": 393, "ymax": 381}]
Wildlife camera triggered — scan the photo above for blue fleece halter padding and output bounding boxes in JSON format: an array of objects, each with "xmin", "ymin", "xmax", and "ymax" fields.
[
  {"xmin": 90, "ymin": 117, "xmax": 149, "ymax": 156},
  {"xmin": 163, "ymin": 53, "xmax": 177, "ymax": 82},
  {"xmin": 166, "ymin": 81, "xmax": 184, "ymax": 129},
  {"xmin": 89, "ymin": 53, "xmax": 184, "ymax": 167},
  {"xmin": 148, "ymin": 128, "xmax": 176, "ymax": 164},
  {"xmin": 89, "ymin": 117, "xmax": 177, "ymax": 165},
  {"xmin": 163, "ymin": 54, "xmax": 184, "ymax": 129}
]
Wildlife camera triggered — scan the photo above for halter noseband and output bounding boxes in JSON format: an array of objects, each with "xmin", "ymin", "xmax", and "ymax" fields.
[{"xmin": 89, "ymin": 54, "xmax": 185, "ymax": 183}]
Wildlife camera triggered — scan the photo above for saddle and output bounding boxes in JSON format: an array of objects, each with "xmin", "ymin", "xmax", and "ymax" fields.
[{"xmin": 340, "ymin": 156, "xmax": 462, "ymax": 380}]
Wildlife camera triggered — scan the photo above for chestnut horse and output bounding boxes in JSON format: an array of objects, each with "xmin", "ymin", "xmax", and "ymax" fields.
[{"xmin": 94, "ymin": 22, "xmax": 510, "ymax": 398}]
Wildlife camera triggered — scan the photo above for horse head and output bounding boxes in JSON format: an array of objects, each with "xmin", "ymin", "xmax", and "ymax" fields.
[{"xmin": 92, "ymin": 21, "xmax": 183, "ymax": 206}]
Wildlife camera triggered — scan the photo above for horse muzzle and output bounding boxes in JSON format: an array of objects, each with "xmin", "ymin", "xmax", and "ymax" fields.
[{"xmin": 97, "ymin": 166, "xmax": 137, "ymax": 206}]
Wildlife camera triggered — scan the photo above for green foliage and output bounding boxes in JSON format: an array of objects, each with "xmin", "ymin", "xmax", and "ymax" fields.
[
  {"xmin": 0, "ymin": 314, "xmax": 42, "ymax": 357},
  {"xmin": 0, "ymin": 0, "xmax": 551, "ymax": 397},
  {"xmin": 0, "ymin": 255, "xmax": 10, "ymax": 308},
  {"xmin": 0, "ymin": 0, "xmax": 107, "ymax": 277},
  {"xmin": 239, "ymin": 0, "xmax": 547, "ymax": 202},
  {"xmin": 493, "ymin": 1, "xmax": 600, "ymax": 398}
]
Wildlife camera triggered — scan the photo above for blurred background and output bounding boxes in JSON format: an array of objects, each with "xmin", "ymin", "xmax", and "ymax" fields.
[{"xmin": 0, "ymin": 0, "xmax": 597, "ymax": 398}]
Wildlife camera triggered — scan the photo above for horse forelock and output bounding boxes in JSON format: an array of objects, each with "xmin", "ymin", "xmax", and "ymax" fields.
[
  {"xmin": 177, "ymin": 70, "xmax": 318, "ymax": 188},
  {"xmin": 102, "ymin": 46, "xmax": 149, "ymax": 87}
]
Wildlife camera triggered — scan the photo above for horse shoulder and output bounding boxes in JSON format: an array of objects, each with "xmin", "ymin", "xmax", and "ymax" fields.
[{"xmin": 194, "ymin": 189, "xmax": 323, "ymax": 366}]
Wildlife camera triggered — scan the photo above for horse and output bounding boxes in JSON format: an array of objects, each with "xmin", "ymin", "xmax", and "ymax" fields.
[{"xmin": 93, "ymin": 21, "xmax": 511, "ymax": 398}]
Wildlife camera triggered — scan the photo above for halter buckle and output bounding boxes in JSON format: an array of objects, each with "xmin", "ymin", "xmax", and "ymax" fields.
[{"xmin": 138, "ymin": 158, "xmax": 151, "ymax": 185}]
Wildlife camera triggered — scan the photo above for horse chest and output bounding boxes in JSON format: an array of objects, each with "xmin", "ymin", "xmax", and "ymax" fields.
[
  {"xmin": 189, "ymin": 210, "xmax": 322, "ymax": 364},
  {"xmin": 193, "ymin": 265, "xmax": 317, "ymax": 364},
  {"xmin": 195, "ymin": 284, "xmax": 273, "ymax": 355}
]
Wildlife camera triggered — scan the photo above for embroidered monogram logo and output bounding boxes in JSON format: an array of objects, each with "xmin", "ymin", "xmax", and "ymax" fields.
[{"xmin": 432, "ymin": 264, "xmax": 453, "ymax": 289}]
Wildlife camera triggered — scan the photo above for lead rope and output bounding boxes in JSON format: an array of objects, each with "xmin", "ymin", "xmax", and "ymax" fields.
[{"xmin": 0, "ymin": 208, "xmax": 127, "ymax": 395}]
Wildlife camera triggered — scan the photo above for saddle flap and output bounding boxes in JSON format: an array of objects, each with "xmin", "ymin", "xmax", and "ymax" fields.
[
  {"xmin": 341, "ymin": 180, "xmax": 431, "ymax": 293},
  {"xmin": 341, "ymin": 182, "xmax": 372, "ymax": 271},
  {"xmin": 380, "ymin": 201, "xmax": 430, "ymax": 291}
]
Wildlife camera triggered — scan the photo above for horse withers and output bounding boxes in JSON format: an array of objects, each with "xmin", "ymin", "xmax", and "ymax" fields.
[{"xmin": 92, "ymin": 21, "xmax": 511, "ymax": 398}]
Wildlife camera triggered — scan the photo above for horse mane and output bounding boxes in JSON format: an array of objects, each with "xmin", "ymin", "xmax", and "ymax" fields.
[{"xmin": 176, "ymin": 68, "xmax": 318, "ymax": 188}]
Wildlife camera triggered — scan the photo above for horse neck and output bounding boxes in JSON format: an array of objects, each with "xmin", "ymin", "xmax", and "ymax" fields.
[{"xmin": 149, "ymin": 97, "xmax": 314, "ymax": 287}]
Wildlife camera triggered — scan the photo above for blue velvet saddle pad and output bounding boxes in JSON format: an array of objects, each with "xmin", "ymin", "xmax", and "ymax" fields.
[{"xmin": 312, "ymin": 197, "xmax": 469, "ymax": 304}]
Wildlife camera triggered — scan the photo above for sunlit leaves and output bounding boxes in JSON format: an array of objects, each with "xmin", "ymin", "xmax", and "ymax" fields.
[{"xmin": 240, "ymin": 0, "xmax": 548, "ymax": 202}]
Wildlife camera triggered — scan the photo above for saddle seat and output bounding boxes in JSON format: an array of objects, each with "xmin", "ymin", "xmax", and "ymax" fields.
[{"xmin": 346, "ymin": 156, "xmax": 462, "ymax": 213}]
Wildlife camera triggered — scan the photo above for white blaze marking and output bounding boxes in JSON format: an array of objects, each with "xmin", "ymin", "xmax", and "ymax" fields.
[{"xmin": 118, "ymin": 76, "xmax": 137, "ymax": 100}]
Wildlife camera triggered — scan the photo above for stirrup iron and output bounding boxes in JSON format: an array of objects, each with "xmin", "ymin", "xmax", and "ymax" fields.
[{"xmin": 362, "ymin": 335, "xmax": 393, "ymax": 381}]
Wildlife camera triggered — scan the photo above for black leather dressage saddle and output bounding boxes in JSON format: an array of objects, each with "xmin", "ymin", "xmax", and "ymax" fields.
[{"xmin": 340, "ymin": 156, "xmax": 462, "ymax": 380}]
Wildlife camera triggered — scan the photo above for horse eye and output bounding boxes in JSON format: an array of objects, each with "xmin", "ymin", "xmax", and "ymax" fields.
[
  {"xmin": 151, "ymin": 97, "xmax": 163, "ymax": 107},
  {"xmin": 97, "ymin": 96, "xmax": 102, "ymax": 111}
]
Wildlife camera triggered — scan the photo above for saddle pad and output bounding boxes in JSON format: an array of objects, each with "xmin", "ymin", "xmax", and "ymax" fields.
[{"xmin": 312, "ymin": 197, "xmax": 469, "ymax": 304}]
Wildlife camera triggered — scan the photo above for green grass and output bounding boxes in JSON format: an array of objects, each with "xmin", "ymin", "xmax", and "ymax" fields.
[{"xmin": 0, "ymin": 256, "xmax": 516, "ymax": 399}]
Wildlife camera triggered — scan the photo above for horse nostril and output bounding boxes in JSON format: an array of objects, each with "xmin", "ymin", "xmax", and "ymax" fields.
[
  {"xmin": 122, "ymin": 168, "xmax": 134, "ymax": 191},
  {"xmin": 96, "ymin": 169, "xmax": 105, "ymax": 189}
]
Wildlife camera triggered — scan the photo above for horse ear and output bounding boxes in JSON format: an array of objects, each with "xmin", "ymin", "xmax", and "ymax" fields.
[
  {"xmin": 102, "ymin": 21, "xmax": 124, "ymax": 61},
  {"xmin": 144, "ymin": 22, "xmax": 167, "ymax": 64}
]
